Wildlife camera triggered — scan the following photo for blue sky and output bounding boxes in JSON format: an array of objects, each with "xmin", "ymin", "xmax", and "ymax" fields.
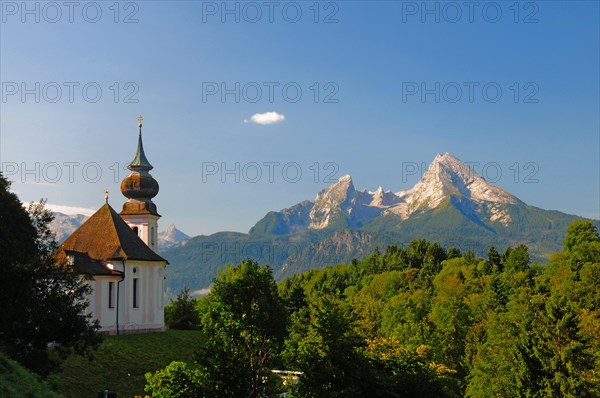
[{"xmin": 1, "ymin": 1, "xmax": 598, "ymax": 236}]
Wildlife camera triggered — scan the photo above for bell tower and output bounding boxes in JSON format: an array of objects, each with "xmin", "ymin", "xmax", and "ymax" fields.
[{"xmin": 120, "ymin": 116, "xmax": 160, "ymax": 252}]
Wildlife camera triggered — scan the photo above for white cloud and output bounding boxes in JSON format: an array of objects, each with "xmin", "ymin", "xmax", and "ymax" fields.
[
  {"xmin": 45, "ymin": 203, "xmax": 97, "ymax": 216},
  {"xmin": 192, "ymin": 286, "xmax": 212, "ymax": 297},
  {"xmin": 244, "ymin": 111, "xmax": 285, "ymax": 125}
]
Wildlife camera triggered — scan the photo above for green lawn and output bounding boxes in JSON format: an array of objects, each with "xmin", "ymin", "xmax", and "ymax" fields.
[{"xmin": 48, "ymin": 330, "xmax": 204, "ymax": 398}]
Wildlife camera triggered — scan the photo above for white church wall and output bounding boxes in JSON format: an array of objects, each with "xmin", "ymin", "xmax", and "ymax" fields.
[
  {"xmin": 118, "ymin": 260, "xmax": 166, "ymax": 333},
  {"xmin": 87, "ymin": 261, "xmax": 165, "ymax": 335},
  {"xmin": 88, "ymin": 276, "xmax": 120, "ymax": 334}
]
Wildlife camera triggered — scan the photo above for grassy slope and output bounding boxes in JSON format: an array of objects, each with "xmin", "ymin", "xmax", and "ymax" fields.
[
  {"xmin": 0, "ymin": 353, "xmax": 63, "ymax": 398},
  {"xmin": 48, "ymin": 330, "xmax": 204, "ymax": 398}
]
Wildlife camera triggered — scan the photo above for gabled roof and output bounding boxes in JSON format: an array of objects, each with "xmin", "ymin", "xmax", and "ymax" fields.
[
  {"xmin": 59, "ymin": 203, "xmax": 167, "ymax": 263},
  {"xmin": 64, "ymin": 250, "xmax": 123, "ymax": 277}
]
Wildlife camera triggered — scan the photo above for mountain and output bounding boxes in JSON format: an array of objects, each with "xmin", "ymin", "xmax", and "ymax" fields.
[
  {"xmin": 254, "ymin": 153, "xmax": 521, "ymax": 234},
  {"xmin": 49, "ymin": 212, "xmax": 89, "ymax": 243},
  {"xmin": 158, "ymin": 224, "xmax": 190, "ymax": 252},
  {"xmin": 162, "ymin": 153, "xmax": 594, "ymax": 293}
]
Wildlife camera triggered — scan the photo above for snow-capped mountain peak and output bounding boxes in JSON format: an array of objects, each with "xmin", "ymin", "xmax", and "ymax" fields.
[
  {"xmin": 304, "ymin": 153, "xmax": 522, "ymax": 229},
  {"xmin": 314, "ymin": 174, "xmax": 355, "ymax": 202},
  {"xmin": 309, "ymin": 175, "xmax": 357, "ymax": 229},
  {"xmin": 411, "ymin": 152, "xmax": 518, "ymax": 205},
  {"xmin": 385, "ymin": 153, "xmax": 520, "ymax": 223},
  {"xmin": 158, "ymin": 224, "xmax": 190, "ymax": 252}
]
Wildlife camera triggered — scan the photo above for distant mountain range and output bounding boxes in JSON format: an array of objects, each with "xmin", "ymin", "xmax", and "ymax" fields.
[
  {"xmin": 49, "ymin": 214, "xmax": 189, "ymax": 253},
  {"xmin": 162, "ymin": 153, "xmax": 594, "ymax": 294},
  {"xmin": 49, "ymin": 213, "xmax": 89, "ymax": 243}
]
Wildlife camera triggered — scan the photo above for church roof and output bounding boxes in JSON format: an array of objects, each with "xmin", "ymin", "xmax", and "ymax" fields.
[{"xmin": 59, "ymin": 203, "xmax": 167, "ymax": 263}]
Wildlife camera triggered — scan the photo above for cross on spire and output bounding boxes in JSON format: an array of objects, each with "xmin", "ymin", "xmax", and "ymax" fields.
[
  {"xmin": 104, "ymin": 189, "xmax": 109, "ymax": 203},
  {"xmin": 138, "ymin": 115, "xmax": 143, "ymax": 128}
]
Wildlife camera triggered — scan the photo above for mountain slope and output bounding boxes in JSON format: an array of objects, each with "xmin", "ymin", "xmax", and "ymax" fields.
[{"xmin": 162, "ymin": 153, "xmax": 594, "ymax": 292}]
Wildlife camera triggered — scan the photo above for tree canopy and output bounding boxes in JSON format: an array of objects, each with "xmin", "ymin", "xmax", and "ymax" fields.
[
  {"xmin": 0, "ymin": 173, "xmax": 101, "ymax": 375},
  {"xmin": 147, "ymin": 219, "xmax": 600, "ymax": 397}
]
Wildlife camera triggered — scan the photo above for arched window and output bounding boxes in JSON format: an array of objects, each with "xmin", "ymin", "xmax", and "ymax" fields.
[
  {"xmin": 133, "ymin": 226, "xmax": 139, "ymax": 236},
  {"xmin": 151, "ymin": 226, "xmax": 155, "ymax": 247}
]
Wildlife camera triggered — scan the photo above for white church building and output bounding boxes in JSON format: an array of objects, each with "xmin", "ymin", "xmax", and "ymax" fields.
[{"xmin": 58, "ymin": 118, "xmax": 168, "ymax": 334}]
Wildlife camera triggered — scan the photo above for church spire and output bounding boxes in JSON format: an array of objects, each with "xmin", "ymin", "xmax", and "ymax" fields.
[
  {"xmin": 120, "ymin": 116, "xmax": 160, "ymax": 217},
  {"xmin": 129, "ymin": 116, "xmax": 153, "ymax": 171}
]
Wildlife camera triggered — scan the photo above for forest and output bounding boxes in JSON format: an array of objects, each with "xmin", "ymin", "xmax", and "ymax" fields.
[{"xmin": 158, "ymin": 220, "xmax": 600, "ymax": 397}]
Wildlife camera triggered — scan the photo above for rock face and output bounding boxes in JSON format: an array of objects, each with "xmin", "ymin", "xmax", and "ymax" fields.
[
  {"xmin": 388, "ymin": 153, "xmax": 521, "ymax": 225},
  {"xmin": 156, "ymin": 152, "xmax": 594, "ymax": 293},
  {"xmin": 158, "ymin": 224, "xmax": 190, "ymax": 252}
]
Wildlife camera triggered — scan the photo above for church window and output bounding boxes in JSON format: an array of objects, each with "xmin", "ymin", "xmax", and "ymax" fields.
[
  {"xmin": 133, "ymin": 226, "xmax": 139, "ymax": 235},
  {"xmin": 108, "ymin": 282, "xmax": 115, "ymax": 308},
  {"xmin": 133, "ymin": 278, "xmax": 139, "ymax": 308},
  {"xmin": 158, "ymin": 269, "xmax": 164, "ymax": 309}
]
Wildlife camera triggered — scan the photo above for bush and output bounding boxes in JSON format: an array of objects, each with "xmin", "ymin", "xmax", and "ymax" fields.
[
  {"xmin": 165, "ymin": 288, "xmax": 200, "ymax": 330},
  {"xmin": 144, "ymin": 361, "xmax": 206, "ymax": 398}
]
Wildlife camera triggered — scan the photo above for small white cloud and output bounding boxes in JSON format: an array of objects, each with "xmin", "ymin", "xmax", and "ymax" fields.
[
  {"xmin": 192, "ymin": 286, "xmax": 212, "ymax": 297},
  {"xmin": 244, "ymin": 111, "xmax": 285, "ymax": 125},
  {"xmin": 45, "ymin": 203, "xmax": 96, "ymax": 216}
]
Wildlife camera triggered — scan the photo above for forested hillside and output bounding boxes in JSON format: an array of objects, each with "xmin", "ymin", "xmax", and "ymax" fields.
[
  {"xmin": 155, "ymin": 220, "xmax": 599, "ymax": 397},
  {"xmin": 276, "ymin": 221, "xmax": 599, "ymax": 396}
]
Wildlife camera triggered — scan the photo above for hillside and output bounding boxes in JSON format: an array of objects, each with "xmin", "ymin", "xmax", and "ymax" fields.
[
  {"xmin": 48, "ymin": 330, "xmax": 203, "ymax": 398},
  {"xmin": 0, "ymin": 353, "xmax": 63, "ymax": 398},
  {"xmin": 162, "ymin": 153, "xmax": 591, "ymax": 293}
]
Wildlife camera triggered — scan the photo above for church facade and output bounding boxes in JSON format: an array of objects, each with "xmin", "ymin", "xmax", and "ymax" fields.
[{"xmin": 58, "ymin": 118, "xmax": 168, "ymax": 334}]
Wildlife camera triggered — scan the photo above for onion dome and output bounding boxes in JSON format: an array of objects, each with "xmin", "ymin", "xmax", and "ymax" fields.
[{"xmin": 120, "ymin": 117, "xmax": 160, "ymax": 216}]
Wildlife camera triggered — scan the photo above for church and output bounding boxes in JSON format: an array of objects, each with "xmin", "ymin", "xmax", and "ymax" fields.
[{"xmin": 58, "ymin": 118, "xmax": 168, "ymax": 334}]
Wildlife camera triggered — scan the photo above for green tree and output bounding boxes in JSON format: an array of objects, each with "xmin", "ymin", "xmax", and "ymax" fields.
[
  {"xmin": 487, "ymin": 274, "xmax": 509, "ymax": 309},
  {"xmin": 447, "ymin": 247, "xmax": 461, "ymax": 260},
  {"xmin": 421, "ymin": 243, "xmax": 447, "ymax": 278},
  {"xmin": 563, "ymin": 220, "xmax": 599, "ymax": 252},
  {"xmin": 0, "ymin": 174, "xmax": 100, "ymax": 375},
  {"xmin": 284, "ymin": 296, "xmax": 371, "ymax": 398},
  {"xmin": 165, "ymin": 287, "xmax": 199, "ymax": 330},
  {"xmin": 430, "ymin": 263, "xmax": 472, "ymax": 375},
  {"xmin": 515, "ymin": 295, "xmax": 595, "ymax": 397},
  {"xmin": 408, "ymin": 239, "xmax": 430, "ymax": 268},
  {"xmin": 198, "ymin": 259, "xmax": 287, "ymax": 398},
  {"xmin": 364, "ymin": 337, "xmax": 458, "ymax": 398},
  {"xmin": 486, "ymin": 246, "xmax": 502, "ymax": 274},
  {"xmin": 145, "ymin": 361, "xmax": 208, "ymax": 398},
  {"xmin": 504, "ymin": 244, "xmax": 530, "ymax": 274},
  {"xmin": 466, "ymin": 309, "xmax": 524, "ymax": 398}
]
